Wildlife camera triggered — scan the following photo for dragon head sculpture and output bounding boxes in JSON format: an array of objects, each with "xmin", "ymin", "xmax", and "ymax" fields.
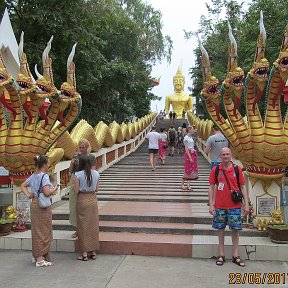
[
  {"xmin": 222, "ymin": 22, "xmax": 244, "ymax": 112},
  {"xmin": 17, "ymin": 32, "xmax": 37, "ymax": 97},
  {"xmin": 35, "ymin": 36, "xmax": 59, "ymax": 100},
  {"xmin": 0, "ymin": 35, "xmax": 82, "ymax": 185},
  {"xmin": 247, "ymin": 12, "xmax": 269, "ymax": 103},
  {"xmin": 16, "ymin": 32, "xmax": 37, "ymax": 124},
  {"xmin": 58, "ymin": 43, "xmax": 81, "ymax": 124},
  {"xmin": 0, "ymin": 55, "xmax": 13, "ymax": 91},
  {"xmin": 198, "ymin": 34, "xmax": 222, "ymax": 122},
  {"xmin": 274, "ymin": 24, "xmax": 288, "ymax": 81},
  {"xmin": 199, "ymin": 12, "xmax": 288, "ymax": 190}
]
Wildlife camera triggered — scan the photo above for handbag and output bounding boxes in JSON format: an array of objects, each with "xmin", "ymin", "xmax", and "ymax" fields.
[
  {"xmin": 37, "ymin": 174, "xmax": 52, "ymax": 208},
  {"xmin": 222, "ymin": 169, "xmax": 243, "ymax": 203}
]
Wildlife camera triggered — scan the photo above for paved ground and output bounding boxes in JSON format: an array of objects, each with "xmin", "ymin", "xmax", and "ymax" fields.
[{"xmin": 1, "ymin": 250, "xmax": 288, "ymax": 288}]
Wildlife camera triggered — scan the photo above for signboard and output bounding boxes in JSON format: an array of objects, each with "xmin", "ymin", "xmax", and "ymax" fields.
[
  {"xmin": 16, "ymin": 193, "xmax": 31, "ymax": 222},
  {"xmin": 257, "ymin": 196, "xmax": 277, "ymax": 216}
]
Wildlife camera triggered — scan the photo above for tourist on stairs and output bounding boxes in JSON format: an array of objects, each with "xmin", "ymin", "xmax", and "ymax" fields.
[
  {"xmin": 205, "ymin": 124, "xmax": 228, "ymax": 169},
  {"xmin": 159, "ymin": 128, "xmax": 168, "ymax": 165},
  {"xmin": 21, "ymin": 156, "xmax": 59, "ymax": 267},
  {"xmin": 181, "ymin": 126, "xmax": 198, "ymax": 190},
  {"xmin": 74, "ymin": 155, "xmax": 100, "ymax": 261},
  {"xmin": 208, "ymin": 148, "xmax": 249, "ymax": 267},
  {"xmin": 68, "ymin": 139, "xmax": 96, "ymax": 239},
  {"xmin": 168, "ymin": 125, "xmax": 177, "ymax": 156},
  {"xmin": 176, "ymin": 127, "xmax": 184, "ymax": 154},
  {"xmin": 146, "ymin": 126, "xmax": 161, "ymax": 171}
]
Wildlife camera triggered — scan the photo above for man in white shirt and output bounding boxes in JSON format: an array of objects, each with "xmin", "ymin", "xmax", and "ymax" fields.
[{"xmin": 146, "ymin": 126, "xmax": 161, "ymax": 171}]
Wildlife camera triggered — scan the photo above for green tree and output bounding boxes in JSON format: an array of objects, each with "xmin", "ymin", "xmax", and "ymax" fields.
[
  {"xmin": 1, "ymin": 0, "xmax": 172, "ymax": 125},
  {"xmin": 188, "ymin": 0, "xmax": 288, "ymax": 120}
]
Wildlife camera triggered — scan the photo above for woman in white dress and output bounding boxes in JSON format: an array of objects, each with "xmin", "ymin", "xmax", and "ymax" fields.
[{"xmin": 181, "ymin": 127, "xmax": 198, "ymax": 190}]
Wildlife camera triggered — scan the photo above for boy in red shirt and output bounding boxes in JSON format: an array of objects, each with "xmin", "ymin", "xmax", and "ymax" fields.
[{"xmin": 208, "ymin": 148, "xmax": 249, "ymax": 267}]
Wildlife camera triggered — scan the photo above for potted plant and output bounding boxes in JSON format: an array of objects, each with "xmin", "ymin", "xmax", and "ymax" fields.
[
  {"xmin": 0, "ymin": 218, "xmax": 15, "ymax": 236},
  {"xmin": 266, "ymin": 224, "xmax": 288, "ymax": 243},
  {"xmin": 0, "ymin": 206, "xmax": 18, "ymax": 236},
  {"xmin": 266, "ymin": 210, "xmax": 288, "ymax": 243}
]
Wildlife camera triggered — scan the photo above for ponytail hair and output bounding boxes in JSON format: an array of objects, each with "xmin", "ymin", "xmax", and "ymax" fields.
[
  {"xmin": 78, "ymin": 155, "xmax": 92, "ymax": 187},
  {"xmin": 34, "ymin": 155, "xmax": 49, "ymax": 170}
]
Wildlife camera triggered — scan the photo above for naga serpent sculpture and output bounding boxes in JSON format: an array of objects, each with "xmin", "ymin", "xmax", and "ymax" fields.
[
  {"xmin": 0, "ymin": 33, "xmax": 155, "ymax": 185},
  {"xmin": 0, "ymin": 33, "xmax": 81, "ymax": 184},
  {"xmin": 195, "ymin": 12, "xmax": 288, "ymax": 190}
]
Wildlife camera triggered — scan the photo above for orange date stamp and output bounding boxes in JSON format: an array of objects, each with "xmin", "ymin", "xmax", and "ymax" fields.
[{"xmin": 229, "ymin": 273, "xmax": 288, "ymax": 285}]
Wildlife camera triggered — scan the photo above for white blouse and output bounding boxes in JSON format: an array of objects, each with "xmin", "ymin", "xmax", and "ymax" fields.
[
  {"xmin": 75, "ymin": 170, "xmax": 100, "ymax": 192},
  {"xmin": 184, "ymin": 135, "xmax": 194, "ymax": 150},
  {"xmin": 160, "ymin": 133, "xmax": 167, "ymax": 142}
]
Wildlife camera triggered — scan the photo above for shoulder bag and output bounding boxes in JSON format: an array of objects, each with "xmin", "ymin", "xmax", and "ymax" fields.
[
  {"xmin": 222, "ymin": 168, "xmax": 243, "ymax": 203},
  {"xmin": 37, "ymin": 174, "xmax": 52, "ymax": 208}
]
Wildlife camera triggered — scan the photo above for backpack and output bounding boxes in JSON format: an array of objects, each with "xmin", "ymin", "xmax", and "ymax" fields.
[
  {"xmin": 215, "ymin": 164, "xmax": 240, "ymax": 188},
  {"xmin": 177, "ymin": 132, "xmax": 183, "ymax": 143},
  {"xmin": 169, "ymin": 129, "xmax": 176, "ymax": 141}
]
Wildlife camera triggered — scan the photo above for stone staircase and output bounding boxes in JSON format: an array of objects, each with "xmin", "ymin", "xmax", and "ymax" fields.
[{"xmin": 48, "ymin": 119, "xmax": 268, "ymax": 258}]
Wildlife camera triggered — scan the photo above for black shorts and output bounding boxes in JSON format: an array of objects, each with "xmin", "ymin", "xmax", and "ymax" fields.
[
  {"xmin": 169, "ymin": 141, "xmax": 176, "ymax": 148},
  {"xmin": 148, "ymin": 149, "xmax": 158, "ymax": 154}
]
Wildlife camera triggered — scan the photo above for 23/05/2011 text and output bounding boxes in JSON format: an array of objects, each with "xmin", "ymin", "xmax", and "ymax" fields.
[{"xmin": 229, "ymin": 273, "xmax": 288, "ymax": 285}]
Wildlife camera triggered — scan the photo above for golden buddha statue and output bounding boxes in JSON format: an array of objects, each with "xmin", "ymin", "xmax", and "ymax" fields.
[{"xmin": 165, "ymin": 67, "xmax": 193, "ymax": 119}]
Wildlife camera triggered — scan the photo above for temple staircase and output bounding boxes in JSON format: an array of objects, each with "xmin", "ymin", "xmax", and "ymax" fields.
[
  {"xmin": 50, "ymin": 119, "xmax": 269, "ymax": 259},
  {"xmin": 3, "ymin": 119, "xmax": 285, "ymax": 261}
]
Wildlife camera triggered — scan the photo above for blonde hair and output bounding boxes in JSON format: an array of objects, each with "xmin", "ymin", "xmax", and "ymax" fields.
[{"xmin": 78, "ymin": 139, "xmax": 91, "ymax": 153}]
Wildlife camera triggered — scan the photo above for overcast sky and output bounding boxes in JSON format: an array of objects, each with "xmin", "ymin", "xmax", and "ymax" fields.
[{"xmin": 147, "ymin": 0, "xmax": 251, "ymax": 112}]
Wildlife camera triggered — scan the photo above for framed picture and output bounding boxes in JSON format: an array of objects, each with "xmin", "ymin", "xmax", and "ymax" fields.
[{"xmin": 256, "ymin": 195, "xmax": 277, "ymax": 216}]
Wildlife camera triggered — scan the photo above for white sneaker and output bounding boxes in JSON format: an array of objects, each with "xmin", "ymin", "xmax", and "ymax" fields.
[{"xmin": 35, "ymin": 260, "xmax": 53, "ymax": 267}]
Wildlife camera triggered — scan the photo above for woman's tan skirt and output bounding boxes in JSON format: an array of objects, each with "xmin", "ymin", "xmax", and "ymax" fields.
[
  {"xmin": 69, "ymin": 175, "xmax": 77, "ymax": 227},
  {"xmin": 30, "ymin": 197, "xmax": 53, "ymax": 260},
  {"xmin": 76, "ymin": 192, "xmax": 99, "ymax": 252}
]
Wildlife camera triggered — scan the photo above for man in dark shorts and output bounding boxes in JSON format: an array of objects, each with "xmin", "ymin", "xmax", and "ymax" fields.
[
  {"xmin": 169, "ymin": 111, "xmax": 173, "ymax": 124},
  {"xmin": 208, "ymin": 147, "xmax": 249, "ymax": 267},
  {"xmin": 145, "ymin": 126, "xmax": 161, "ymax": 171},
  {"xmin": 172, "ymin": 111, "xmax": 176, "ymax": 124}
]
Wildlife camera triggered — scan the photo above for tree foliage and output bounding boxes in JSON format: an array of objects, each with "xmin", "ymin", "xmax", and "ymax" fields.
[
  {"xmin": 189, "ymin": 0, "xmax": 288, "ymax": 119},
  {"xmin": 1, "ymin": 0, "xmax": 172, "ymax": 125}
]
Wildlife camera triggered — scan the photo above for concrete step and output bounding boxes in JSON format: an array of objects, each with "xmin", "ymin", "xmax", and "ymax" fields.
[
  {"xmin": 50, "ymin": 219, "xmax": 266, "ymax": 237},
  {"xmin": 52, "ymin": 212, "xmax": 213, "ymax": 224},
  {"xmin": 63, "ymin": 194, "xmax": 208, "ymax": 203},
  {"xmin": 3, "ymin": 230, "xmax": 287, "ymax": 260},
  {"xmin": 63, "ymin": 192, "xmax": 209, "ymax": 197}
]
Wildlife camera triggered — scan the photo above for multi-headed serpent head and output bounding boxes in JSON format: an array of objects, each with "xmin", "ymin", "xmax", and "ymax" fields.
[
  {"xmin": 16, "ymin": 32, "xmax": 37, "ymax": 99},
  {"xmin": 223, "ymin": 22, "xmax": 244, "ymax": 108},
  {"xmin": 0, "ymin": 55, "xmax": 13, "ymax": 92},
  {"xmin": 197, "ymin": 34, "xmax": 222, "ymax": 120},
  {"xmin": 199, "ymin": 12, "xmax": 288, "ymax": 189},
  {"xmin": 274, "ymin": 24, "xmax": 288, "ymax": 82},
  {"xmin": 247, "ymin": 11, "xmax": 269, "ymax": 110},
  {"xmin": 0, "ymin": 34, "xmax": 81, "ymax": 185},
  {"xmin": 34, "ymin": 36, "xmax": 59, "ymax": 101},
  {"xmin": 59, "ymin": 44, "xmax": 81, "ymax": 114}
]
